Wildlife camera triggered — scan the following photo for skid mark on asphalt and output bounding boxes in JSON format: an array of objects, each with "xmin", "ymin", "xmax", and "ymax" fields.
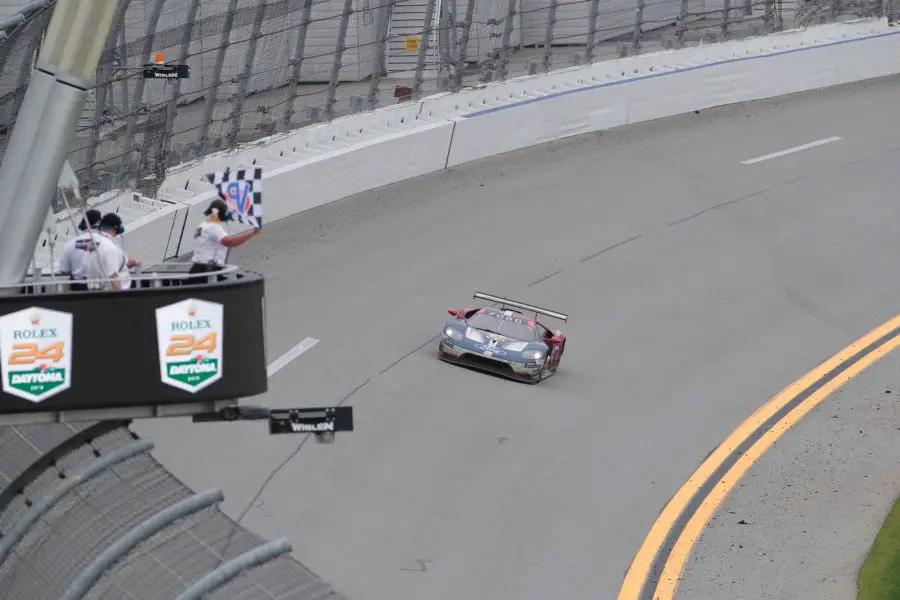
[
  {"xmin": 579, "ymin": 234, "xmax": 643, "ymax": 264},
  {"xmin": 527, "ymin": 269, "xmax": 563, "ymax": 287},
  {"xmin": 668, "ymin": 189, "xmax": 769, "ymax": 227}
]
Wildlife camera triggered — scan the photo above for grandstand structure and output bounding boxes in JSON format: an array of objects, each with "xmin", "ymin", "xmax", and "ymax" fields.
[{"xmin": 3, "ymin": 0, "xmax": 885, "ymax": 275}]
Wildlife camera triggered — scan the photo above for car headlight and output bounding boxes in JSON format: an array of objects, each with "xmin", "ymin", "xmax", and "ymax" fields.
[
  {"xmin": 465, "ymin": 327, "xmax": 486, "ymax": 343},
  {"xmin": 444, "ymin": 327, "xmax": 463, "ymax": 341},
  {"xmin": 522, "ymin": 349, "xmax": 544, "ymax": 360}
]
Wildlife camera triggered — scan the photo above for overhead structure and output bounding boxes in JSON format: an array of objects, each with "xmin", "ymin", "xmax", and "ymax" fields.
[{"xmin": 0, "ymin": 0, "xmax": 119, "ymax": 288}]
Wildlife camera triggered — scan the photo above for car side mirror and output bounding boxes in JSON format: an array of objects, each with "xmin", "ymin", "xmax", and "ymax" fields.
[
  {"xmin": 550, "ymin": 336, "xmax": 563, "ymax": 344},
  {"xmin": 448, "ymin": 309, "xmax": 458, "ymax": 316}
]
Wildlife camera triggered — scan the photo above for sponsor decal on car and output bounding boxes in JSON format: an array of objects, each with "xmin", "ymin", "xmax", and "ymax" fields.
[{"xmin": 474, "ymin": 342, "xmax": 507, "ymax": 357}]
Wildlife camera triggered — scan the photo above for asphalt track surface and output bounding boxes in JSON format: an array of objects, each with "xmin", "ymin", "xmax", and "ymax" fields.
[{"xmin": 134, "ymin": 73, "xmax": 900, "ymax": 600}]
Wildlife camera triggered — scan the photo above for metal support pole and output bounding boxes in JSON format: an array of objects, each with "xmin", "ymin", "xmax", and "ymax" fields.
[
  {"xmin": 280, "ymin": 0, "xmax": 313, "ymax": 131},
  {"xmin": 198, "ymin": 0, "xmax": 239, "ymax": 155},
  {"xmin": 584, "ymin": 0, "xmax": 601, "ymax": 63},
  {"xmin": 58, "ymin": 489, "xmax": 225, "ymax": 600},
  {"xmin": 453, "ymin": 0, "xmax": 477, "ymax": 91},
  {"xmin": 763, "ymin": 0, "xmax": 774, "ymax": 32},
  {"xmin": 83, "ymin": 0, "xmax": 130, "ymax": 193},
  {"xmin": 721, "ymin": 0, "xmax": 731, "ymax": 39},
  {"xmin": 0, "ymin": 0, "xmax": 119, "ymax": 289},
  {"xmin": 175, "ymin": 538, "xmax": 293, "ymax": 600},
  {"xmin": 116, "ymin": 0, "xmax": 166, "ymax": 186},
  {"xmin": 495, "ymin": 0, "xmax": 518, "ymax": 81},
  {"xmin": 542, "ymin": 0, "xmax": 558, "ymax": 72},
  {"xmin": 324, "ymin": 0, "xmax": 354, "ymax": 121},
  {"xmin": 0, "ymin": 439, "xmax": 153, "ymax": 567},
  {"xmin": 675, "ymin": 0, "xmax": 690, "ymax": 46},
  {"xmin": 367, "ymin": 0, "xmax": 395, "ymax": 110},
  {"xmin": 413, "ymin": 0, "xmax": 438, "ymax": 96},
  {"xmin": 632, "ymin": 0, "xmax": 645, "ymax": 55},
  {"xmin": 226, "ymin": 0, "xmax": 267, "ymax": 147},
  {"xmin": 160, "ymin": 0, "xmax": 201, "ymax": 166}
]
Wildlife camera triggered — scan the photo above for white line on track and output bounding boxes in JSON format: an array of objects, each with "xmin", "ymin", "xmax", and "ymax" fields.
[
  {"xmin": 740, "ymin": 136, "xmax": 842, "ymax": 165},
  {"xmin": 267, "ymin": 337, "xmax": 319, "ymax": 378}
]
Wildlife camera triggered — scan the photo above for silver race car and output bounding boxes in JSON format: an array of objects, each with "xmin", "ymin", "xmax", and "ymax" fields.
[{"xmin": 438, "ymin": 291, "xmax": 568, "ymax": 383}]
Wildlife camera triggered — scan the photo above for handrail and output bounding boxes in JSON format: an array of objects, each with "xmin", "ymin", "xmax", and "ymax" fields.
[{"xmin": 11, "ymin": 263, "xmax": 247, "ymax": 294}]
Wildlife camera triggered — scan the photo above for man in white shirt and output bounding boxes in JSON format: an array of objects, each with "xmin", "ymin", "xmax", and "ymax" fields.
[
  {"xmin": 59, "ymin": 209, "xmax": 102, "ymax": 291},
  {"xmin": 188, "ymin": 199, "xmax": 259, "ymax": 284},
  {"xmin": 83, "ymin": 213, "xmax": 141, "ymax": 290}
]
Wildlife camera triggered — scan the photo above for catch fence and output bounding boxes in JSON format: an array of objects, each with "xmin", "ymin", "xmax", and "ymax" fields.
[{"xmin": 0, "ymin": 0, "xmax": 891, "ymax": 206}]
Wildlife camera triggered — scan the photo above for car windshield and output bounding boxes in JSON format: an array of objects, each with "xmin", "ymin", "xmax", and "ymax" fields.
[{"xmin": 467, "ymin": 311, "xmax": 538, "ymax": 341}]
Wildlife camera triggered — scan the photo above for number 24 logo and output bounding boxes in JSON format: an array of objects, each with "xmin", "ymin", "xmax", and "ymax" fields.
[
  {"xmin": 8, "ymin": 342, "xmax": 64, "ymax": 365},
  {"xmin": 166, "ymin": 333, "xmax": 217, "ymax": 357}
]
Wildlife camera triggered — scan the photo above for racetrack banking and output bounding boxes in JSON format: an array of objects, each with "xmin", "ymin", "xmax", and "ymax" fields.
[{"xmin": 618, "ymin": 312, "xmax": 900, "ymax": 600}]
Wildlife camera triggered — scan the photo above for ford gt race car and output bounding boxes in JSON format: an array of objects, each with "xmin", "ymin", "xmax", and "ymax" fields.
[{"xmin": 438, "ymin": 291, "xmax": 568, "ymax": 383}]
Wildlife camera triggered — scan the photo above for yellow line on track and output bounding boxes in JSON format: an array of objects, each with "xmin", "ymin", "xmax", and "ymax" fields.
[{"xmin": 618, "ymin": 313, "xmax": 900, "ymax": 600}]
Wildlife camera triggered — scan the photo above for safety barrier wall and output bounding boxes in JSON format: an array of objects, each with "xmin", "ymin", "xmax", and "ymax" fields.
[{"xmin": 112, "ymin": 18, "xmax": 900, "ymax": 265}]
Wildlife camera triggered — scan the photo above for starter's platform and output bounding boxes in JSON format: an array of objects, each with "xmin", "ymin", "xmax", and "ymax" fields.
[{"xmin": 0, "ymin": 267, "xmax": 267, "ymax": 424}]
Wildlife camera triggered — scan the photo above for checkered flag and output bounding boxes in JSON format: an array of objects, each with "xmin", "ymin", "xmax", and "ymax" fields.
[{"xmin": 205, "ymin": 167, "xmax": 263, "ymax": 228}]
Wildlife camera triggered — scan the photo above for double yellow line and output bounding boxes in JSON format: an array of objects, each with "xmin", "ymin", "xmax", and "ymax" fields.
[{"xmin": 618, "ymin": 313, "xmax": 900, "ymax": 600}]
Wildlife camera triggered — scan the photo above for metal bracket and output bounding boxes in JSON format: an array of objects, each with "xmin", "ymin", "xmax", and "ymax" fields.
[{"xmin": 192, "ymin": 405, "xmax": 355, "ymax": 443}]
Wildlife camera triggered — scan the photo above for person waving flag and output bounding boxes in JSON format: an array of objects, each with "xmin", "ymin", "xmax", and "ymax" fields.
[{"xmin": 205, "ymin": 167, "xmax": 263, "ymax": 229}]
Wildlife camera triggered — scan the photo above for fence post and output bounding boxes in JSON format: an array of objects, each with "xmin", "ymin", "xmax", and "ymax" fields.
[
  {"xmin": 542, "ymin": 0, "xmax": 558, "ymax": 72},
  {"xmin": 413, "ymin": 0, "xmax": 438, "ymax": 97},
  {"xmin": 453, "ymin": 0, "xmax": 477, "ymax": 91},
  {"xmin": 227, "ymin": 1, "xmax": 267, "ymax": 148},
  {"xmin": 676, "ymin": 0, "xmax": 689, "ymax": 46},
  {"xmin": 160, "ymin": 0, "xmax": 201, "ymax": 169},
  {"xmin": 632, "ymin": 0, "xmax": 645, "ymax": 55},
  {"xmin": 115, "ymin": 0, "xmax": 165, "ymax": 187},
  {"xmin": 198, "ymin": 0, "xmax": 239, "ymax": 155},
  {"xmin": 281, "ymin": 0, "xmax": 313, "ymax": 132},
  {"xmin": 367, "ymin": 0, "xmax": 395, "ymax": 109},
  {"xmin": 324, "ymin": 0, "xmax": 354, "ymax": 121},
  {"xmin": 495, "ymin": 0, "xmax": 518, "ymax": 81},
  {"xmin": 585, "ymin": 0, "xmax": 601, "ymax": 63},
  {"xmin": 721, "ymin": 0, "xmax": 731, "ymax": 40}
]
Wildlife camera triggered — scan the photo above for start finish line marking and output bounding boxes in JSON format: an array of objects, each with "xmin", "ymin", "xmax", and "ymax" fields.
[{"xmin": 267, "ymin": 337, "xmax": 319, "ymax": 378}]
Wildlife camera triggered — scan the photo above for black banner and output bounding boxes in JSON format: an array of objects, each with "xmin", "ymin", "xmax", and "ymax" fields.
[{"xmin": 0, "ymin": 273, "xmax": 267, "ymax": 414}]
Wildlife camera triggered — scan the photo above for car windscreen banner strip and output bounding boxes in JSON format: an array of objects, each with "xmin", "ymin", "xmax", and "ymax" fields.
[{"xmin": 473, "ymin": 292, "xmax": 568, "ymax": 321}]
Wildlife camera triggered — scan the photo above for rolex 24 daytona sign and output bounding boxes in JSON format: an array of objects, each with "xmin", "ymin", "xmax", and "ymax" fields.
[
  {"xmin": 156, "ymin": 299, "xmax": 223, "ymax": 393},
  {"xmin": 0, "ymin": 307, "xmax": 73, "ymax": 403}
]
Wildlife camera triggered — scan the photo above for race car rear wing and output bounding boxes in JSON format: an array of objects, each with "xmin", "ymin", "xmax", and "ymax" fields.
[{"xmin": 473, "ymin": 291, "xmax": 568, "ymax": 322}]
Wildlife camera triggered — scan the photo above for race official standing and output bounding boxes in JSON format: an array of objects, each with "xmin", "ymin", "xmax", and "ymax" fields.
[
  {"xmin": 59, "ymin": 209, "xmax": 102, "ymax": 291},
  {"xmin": 188, "ymin": 198, "xmax": 259, "ymax": 283},
  {"xmin": 83, "ymin": 213, "xmax": 141, "ymax": 291}
]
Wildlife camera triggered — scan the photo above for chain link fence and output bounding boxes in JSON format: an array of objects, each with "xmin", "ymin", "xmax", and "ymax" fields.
[{"xmin": 0, "ymin": 0, "xmax": 892, "ymax": 207}]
